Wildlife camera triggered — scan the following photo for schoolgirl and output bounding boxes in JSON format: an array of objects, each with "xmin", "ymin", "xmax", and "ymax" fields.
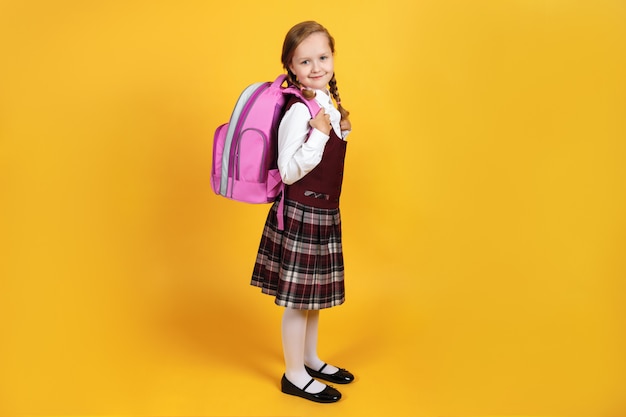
[{"xmin": 251, "ymin": 21, "xmax": 354, "ymax": 403}]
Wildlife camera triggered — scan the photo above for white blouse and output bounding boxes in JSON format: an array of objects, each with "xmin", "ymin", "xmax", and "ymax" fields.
[{"xmin": 277, "ymin": 89, "xmax": 350, "ymax": 185}]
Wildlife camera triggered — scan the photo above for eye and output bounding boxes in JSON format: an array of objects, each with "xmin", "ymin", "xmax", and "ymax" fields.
[
  {"xmin": 320, "ymin": 55, "xmax": 328, "ymax": 61},
  {"xmin": 301, "ymin": 60, "xmax": 310, "ymax": 65}
]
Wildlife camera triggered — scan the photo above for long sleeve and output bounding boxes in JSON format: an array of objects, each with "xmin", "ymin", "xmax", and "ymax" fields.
[
  {"xmin": 277, "ymin": 102, "xmax": 330, "ymax": 185},
  {"xmin": 278, "ymin": 90, "xmax": 349, "ymax": 185}
]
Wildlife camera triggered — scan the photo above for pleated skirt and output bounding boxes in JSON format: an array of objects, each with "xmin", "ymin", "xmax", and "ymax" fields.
[{"xmin": 251, "ymin": 198, "xmax": 345, "ymax": 310}]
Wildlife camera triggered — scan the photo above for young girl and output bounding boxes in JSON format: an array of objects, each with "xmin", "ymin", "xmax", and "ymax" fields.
[{"xmin": 251, "ymin": 21, "xmax": 354, "ymax": 403}]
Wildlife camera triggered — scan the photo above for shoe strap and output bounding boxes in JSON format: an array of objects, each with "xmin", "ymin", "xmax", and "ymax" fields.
[
  {"xmin": 318, "ymin": 363, "xmax": 328, "ymax": 373},
  {"xmin": 303, "ymin": 378, "xmax": 315, "ymax": 391}
]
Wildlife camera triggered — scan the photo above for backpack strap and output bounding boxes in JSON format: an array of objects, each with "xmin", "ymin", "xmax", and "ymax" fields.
[
  {"xmin": 283, "ymin": 85, "xmax": 320, "ymax": 118},
  {"xmin": 275, "ymin": 80, "xmax": 321, "ymax": 230}
]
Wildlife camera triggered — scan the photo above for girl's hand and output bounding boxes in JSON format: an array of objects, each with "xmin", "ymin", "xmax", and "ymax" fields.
[
  {"xmin": 340, "ymin": 118, "xmax": 351, "ymax": 131},
  {"xmin": 309, "ymin": 108, "xmax": 331, "ymax": 135}
]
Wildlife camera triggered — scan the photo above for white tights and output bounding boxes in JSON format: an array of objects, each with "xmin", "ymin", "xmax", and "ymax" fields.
[{"xmin": 282, "ymin": 307, "xmax": 339, "ymax": 393}]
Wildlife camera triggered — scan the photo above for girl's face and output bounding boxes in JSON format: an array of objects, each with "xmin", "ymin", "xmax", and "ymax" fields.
[{"xmin": 289, "ymin": 32, "xmax": 334, "ymax": 91}]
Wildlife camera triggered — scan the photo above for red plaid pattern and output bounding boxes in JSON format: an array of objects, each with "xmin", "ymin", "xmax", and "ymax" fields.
[{"xmin": 251, "ymin": 198, "xmax": 345, "ymax": 310}]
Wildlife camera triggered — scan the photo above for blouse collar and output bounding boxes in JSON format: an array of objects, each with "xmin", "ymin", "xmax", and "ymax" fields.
[{"xmin": 314, "ymin": 89, "xmax": 334, "ymax": 108}]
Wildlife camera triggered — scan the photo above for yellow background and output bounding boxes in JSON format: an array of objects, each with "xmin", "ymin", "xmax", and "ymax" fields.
[{"xmin": 1, "ymin": 1, "xmax": 625, "ymax": 416}]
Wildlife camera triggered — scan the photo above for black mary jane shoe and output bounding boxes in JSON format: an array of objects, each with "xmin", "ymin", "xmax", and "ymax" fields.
[
  {"xmin": 305, "ymin": 363, "xmax": 355, "ymax": 384},
  {"xmin": 281, "ymin": 374, "xmax": 341, "ymax": 403}
]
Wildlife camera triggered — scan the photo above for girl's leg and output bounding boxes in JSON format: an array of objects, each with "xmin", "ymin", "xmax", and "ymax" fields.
[
  {"xmin": 304, "ymin": 310, "xmax": 339, "ymax": 374},
  {"xmin": 282, "ymin": 307, "xmax": 326, "ymax": 393}
]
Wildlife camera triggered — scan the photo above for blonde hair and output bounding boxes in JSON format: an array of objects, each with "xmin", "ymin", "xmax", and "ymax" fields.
[{"xmin": 281, "ymin": 21, "xmax": 350, "ymax": 120}]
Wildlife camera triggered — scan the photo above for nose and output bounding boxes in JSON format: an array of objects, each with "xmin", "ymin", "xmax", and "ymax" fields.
[{"xmin": 312, "ymin": 60, "xmax": 321, "ymax": 72}]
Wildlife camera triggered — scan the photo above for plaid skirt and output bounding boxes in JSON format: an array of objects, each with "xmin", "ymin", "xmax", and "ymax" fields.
[{"xmin": 251, "ymin": 198, "xmax": 345, "ymax": 310}]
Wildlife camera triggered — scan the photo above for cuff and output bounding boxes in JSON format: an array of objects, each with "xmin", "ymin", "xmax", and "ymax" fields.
[{"xmin": 306, "ymin": 128, "xmax": 330, "ymax": 149}]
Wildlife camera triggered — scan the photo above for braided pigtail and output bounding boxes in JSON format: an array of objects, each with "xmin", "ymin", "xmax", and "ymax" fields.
[
  {"xmin": 328, "ymin": 74, "xmax": 349, "ymax": 121},
  {"xmin": 287, "ymin": 70, "xmax": 316, "ymax": 100}
]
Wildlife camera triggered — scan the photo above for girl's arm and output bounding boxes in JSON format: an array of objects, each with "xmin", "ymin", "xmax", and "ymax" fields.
[{"xmin": 277, "ymin": 103, "xmax": 330, "ymax": 185}]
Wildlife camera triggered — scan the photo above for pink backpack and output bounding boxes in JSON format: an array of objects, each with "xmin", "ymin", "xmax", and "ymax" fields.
[{"xmin": 211, "ymin": 74, "xmax": 319, "ymax": 206}]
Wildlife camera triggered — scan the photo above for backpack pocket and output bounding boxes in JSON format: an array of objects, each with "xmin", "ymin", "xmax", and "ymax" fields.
[
  {"xmin": 211, "ymin": 123, "xmax": 228, "ymax": 196},
  {"xmin": 235, "ymin": 128, "xmax": 267, "ymax": 182}
]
